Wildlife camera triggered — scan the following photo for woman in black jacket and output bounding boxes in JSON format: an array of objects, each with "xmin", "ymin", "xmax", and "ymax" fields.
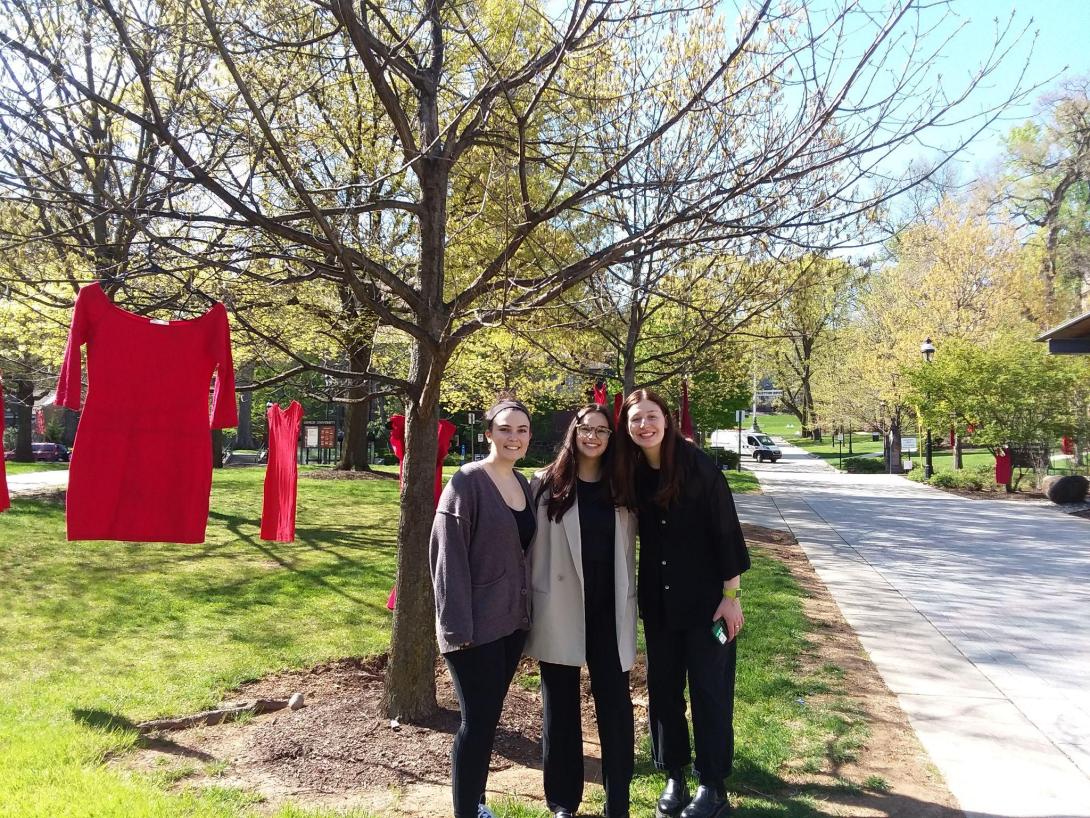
[{"xmin": 613, "ymin": 388, "xmax": 750, "ymax": 818}]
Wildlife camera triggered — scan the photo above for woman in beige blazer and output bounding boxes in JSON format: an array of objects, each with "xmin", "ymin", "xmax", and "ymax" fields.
[{"xmin": 525, "ymin": 404, "xmax": 637, "ymax": 818}]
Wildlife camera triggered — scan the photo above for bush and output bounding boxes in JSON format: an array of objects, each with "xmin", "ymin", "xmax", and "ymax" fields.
[
  {"xmin": 705, "ymin": 448, "xmax": 740, "ymax": 470},
  {"xmin": 442, "ymin": 454, "xmax": 462, "ymax": 466},
  {"xmin": 380, "ymin": 453, "xmax": 400, "ymax": 466},
  {"xmin": 928, "ymin": 465, "xmax": 993, "ymax": 491},
  {"xmin": 843, "ymin": 456, "xmax": 884, "ymax": 473},
  {"xmin": 929, "ymin": 471, "xmax": 960, "ymax": 489}
]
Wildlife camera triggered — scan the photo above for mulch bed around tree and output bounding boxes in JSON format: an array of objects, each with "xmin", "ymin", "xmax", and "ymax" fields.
[
  {"xmin": 123, "ymin": 524, "xmax": 961, "ymax": 817},
  {"xmin": 302, "ymin": 469, "xmax": 399, "ymax": 481}
]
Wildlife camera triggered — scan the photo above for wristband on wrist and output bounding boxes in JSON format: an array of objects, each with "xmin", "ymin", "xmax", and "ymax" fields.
[{"xmin": 723, "ymin": 587, "xmax": 741, "ymax": 599}]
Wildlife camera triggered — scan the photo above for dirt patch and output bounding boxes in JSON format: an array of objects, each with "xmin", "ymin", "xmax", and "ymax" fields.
[
  {"xmin": 123, "ymin": 525, "xmax": 960, "ymax": 817},
  {"xmin": 303, "ymin": 469, "xmax": 399, "ymax": 481}
]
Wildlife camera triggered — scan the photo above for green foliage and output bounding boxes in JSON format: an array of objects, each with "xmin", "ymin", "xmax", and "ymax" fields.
[
  {"xmin": 842, "ymin": 457, "xmax": 884, "ymax": 474},
  {"xmin": 909, "ymin": 333, "xmax": 1084, "ymax": 452}
]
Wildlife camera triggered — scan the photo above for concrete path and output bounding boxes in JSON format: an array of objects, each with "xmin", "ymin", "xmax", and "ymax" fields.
[
  {"xmin": 3, "ymin": 468, "xmax": 69, "ymax": 497},
  {"xmin": 734, "ymin": 442, "xmax": 1090, "ymax": 818}
]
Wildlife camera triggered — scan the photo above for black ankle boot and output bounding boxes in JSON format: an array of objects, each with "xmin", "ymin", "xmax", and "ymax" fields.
[
  {"xmin": 656, "ymin": 773, "xmax": 690, "ymax": 818},
  {"xmin": 679, "ymin": 785, "xmax": 730, "ymax": 818}
]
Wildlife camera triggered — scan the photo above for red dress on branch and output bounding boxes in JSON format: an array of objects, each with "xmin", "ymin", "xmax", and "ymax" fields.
[
  {"xmin": 385, "ymin": 415, "xmax": 457, "ymax": 609},
  {"xmin": 56, "ymin": 282, "xmax": 237, "ymax": 543},
  {"xmin": 0, "ymin": 387, "xmax": 10, "ymax": 513},
  {"xmin": 261, "ymin": 401, "xmax": 303, "ymax": 542}
]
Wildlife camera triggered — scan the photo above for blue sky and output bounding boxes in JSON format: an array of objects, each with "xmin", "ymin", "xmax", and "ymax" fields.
[{"xmin": 915, "ymin": 0, "xmax": 1089, "ymax": 172}]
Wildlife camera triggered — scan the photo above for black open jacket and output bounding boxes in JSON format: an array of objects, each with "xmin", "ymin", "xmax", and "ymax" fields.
[{"xmin": 635, "ymin": 442, "xmax": 751, "ymax": 629}]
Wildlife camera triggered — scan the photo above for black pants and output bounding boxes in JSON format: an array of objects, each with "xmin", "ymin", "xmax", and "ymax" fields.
[
  {"xmin": 643, "ymin": 617, "xmax": 737, "ymax": 787},
  {"xmin": 540, "ymin": 559, "xmax": 634, "ymax": 817},
  {"xmin": 444, "ymin": 629, "xmax": 528, "ymax": 818}
]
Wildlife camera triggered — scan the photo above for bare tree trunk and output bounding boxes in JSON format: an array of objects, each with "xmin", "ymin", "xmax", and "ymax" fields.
[
  {"xmin": 953, "ymin": 431, "xmax": 963, "ymax": 470},
  {"xmin": 382, "ymin": 346, "xmax": 446, "ymax": 720},
  {"xmin": 211, "ymin": 429, "xmax": 224, "ymax": 469},
  {"xmin": 13, "ymin": 379, "xmax": 34, "ymax": 462},
  {"xmin": 235, "ymin": 362, "xmax": 255, "ymax": 449},
  {"xmin": 336, "ymin": 330, "xmax": 377, "ymax": 471},
  {"xmin": 888, "ymin": 418, "xmax": 903, "ymax": 474}
]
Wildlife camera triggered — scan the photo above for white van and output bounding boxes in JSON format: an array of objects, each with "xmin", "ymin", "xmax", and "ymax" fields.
[{"xmin": 710, "ymin": 429, "xmax": 782, "ymax": 463}]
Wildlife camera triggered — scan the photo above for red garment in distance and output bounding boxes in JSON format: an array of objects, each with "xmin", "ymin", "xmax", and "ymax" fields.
[
  {"xmin": 261, "ymin": 401, "xmax": 303, "ymax": 542},
  {"xmin": 0, "ymin": 388, "xmax": 10, "ymax": 513},
  {"xmin": 385, "ymin": 415, "xmax": 458, "ymax": 611},
  {"xmin": 56, "ymin": 282, "xmax": 237, "ymax": 543}
]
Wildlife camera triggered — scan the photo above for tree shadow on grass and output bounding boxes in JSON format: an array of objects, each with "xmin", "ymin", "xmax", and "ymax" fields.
[{"xmin": 71, "ymin": 708, "xmax": 214, "ymax": 762}]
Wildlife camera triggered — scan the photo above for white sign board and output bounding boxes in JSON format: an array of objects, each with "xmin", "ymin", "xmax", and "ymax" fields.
[
  {"xmin": 735, "ymin": 410, "xmax": 747, "ymax": 424},
  {"xmin": 900, "ymin": 437, "xmax": 918, "ymax": 452},
  {"xmin": 477, "ymin": 433, "xmax": 484, "ymax": 443},
  {"xmin": 305, "ymin": 426, "xmax": 319, "ymax": 447}
]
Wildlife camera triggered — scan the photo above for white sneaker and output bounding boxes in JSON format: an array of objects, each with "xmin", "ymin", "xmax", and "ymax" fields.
[{"xmin": 477, "ymin": 805, "xmax": 497, "ymax": 818}]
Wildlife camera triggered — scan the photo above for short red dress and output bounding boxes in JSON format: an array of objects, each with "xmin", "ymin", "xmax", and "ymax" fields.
[
  {"xmin": 56, "ymin": 282, "xmax": 237, "ymax": 542},
  {"xmin": 261, "ymin": 401, "xmax": 303, "ymax": 542}
]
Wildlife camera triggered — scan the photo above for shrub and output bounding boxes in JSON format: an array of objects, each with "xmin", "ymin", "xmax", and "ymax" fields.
[
  {"xmin": 705, "ymin": 448, "xmax": 740, "ymax": 470},
  {"xmin": 442, "ymin": 454, "xmax": 461, "ymax": 466},
  {"xmin": 929, "ymin": 471, "xmax": 960, "ymax": 489},
  {"xmin": 380, "ymin": 453, "xmax": 400, "ymax": 466},
  {"xmin": 843, "ymin": 457, "xmax": 884, "ymax": 473}
]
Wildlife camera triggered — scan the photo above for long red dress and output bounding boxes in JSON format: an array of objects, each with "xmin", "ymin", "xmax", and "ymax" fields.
[
  {"xmin": 261, "ymin": 401, "xmax": 303, "ymax": 542},
  {"xmin": 56, "ymin": 282, "xmax": 237, "ymax": 542},
  {"xmin": 0, "ymin": 387, "xmax": 10, "ymax": 513}
]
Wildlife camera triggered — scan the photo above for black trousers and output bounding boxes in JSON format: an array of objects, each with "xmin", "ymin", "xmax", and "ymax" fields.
[
  {"xmin": 643, "ymin": 617, "xmax": 737, "ymax": 787},
  {"xmin": 444, "ymin": 628, "xmax": 528, "ymax": 818},
  {"xmin": 540, "ymin": 558, "xmax": 634, "ymax": 817}
]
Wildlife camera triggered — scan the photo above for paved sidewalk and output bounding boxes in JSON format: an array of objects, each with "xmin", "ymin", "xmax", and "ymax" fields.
[
  {"xmin": 734, "ymin": 442, "xmax": 1090, "ymax": 818},
  {"xmin": 3, "ymin": 468, "xmax": 69, "ymax": 497}
]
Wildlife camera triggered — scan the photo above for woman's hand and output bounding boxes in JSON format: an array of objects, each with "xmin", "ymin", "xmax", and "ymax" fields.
[{"xmin": 713, "ymin": 596, "xmax": 744, "ymax": 642}]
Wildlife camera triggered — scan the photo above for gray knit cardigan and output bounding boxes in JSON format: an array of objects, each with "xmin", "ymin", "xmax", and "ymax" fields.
[{"xmin": 429, "ymin": 460, "xmax": 534, "ymax": 654}]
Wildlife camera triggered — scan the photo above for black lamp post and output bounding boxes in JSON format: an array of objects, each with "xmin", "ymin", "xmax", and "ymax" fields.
[{"xmin": 921, "ymin": 337, "xmax": 935, "ymax": 479}]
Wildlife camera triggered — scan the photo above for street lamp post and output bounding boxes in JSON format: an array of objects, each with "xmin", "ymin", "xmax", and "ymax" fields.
[{"xmin": 921, "ymin": 337, "xmax": 935, "ymax": 479}]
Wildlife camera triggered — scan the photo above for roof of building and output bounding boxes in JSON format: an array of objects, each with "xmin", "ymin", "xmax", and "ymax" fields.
[{"xmin": 1038, "ymin": 309, "xmax": 1090, "ymax": 341}]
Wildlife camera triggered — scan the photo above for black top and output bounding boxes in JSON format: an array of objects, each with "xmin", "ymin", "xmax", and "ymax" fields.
[
  {"xmin": 577, "ymin": 478, "xmax": 615, "ymax": 563},
  {"xmin": 512, "ymin": 502, "xmax": 536, "ymax": 552},
  {"xmin": 635, "ymin": 442, "xmax": 750, "ymax": 628}
]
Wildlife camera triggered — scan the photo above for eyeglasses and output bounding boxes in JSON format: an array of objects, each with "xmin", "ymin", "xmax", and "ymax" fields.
[{"xmin": 576, "ymin": 425, "xmax": 612, "ymax": 440}]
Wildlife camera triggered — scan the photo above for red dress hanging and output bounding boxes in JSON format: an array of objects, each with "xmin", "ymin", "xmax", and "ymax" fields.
[
  {"xmin": 261, "ymin": 401, "xmax": 303, "ymax": 542},
  {"xmin": 56, "ymin": 282, "xmax": 237, "ymax": 543},
  {"xmin": 0, "ymin": 387, "xmax": 10, "ymax": 513}
]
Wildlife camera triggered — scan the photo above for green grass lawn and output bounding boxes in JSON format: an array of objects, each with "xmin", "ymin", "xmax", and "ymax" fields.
[
  {"xmin": 757, "ymin": 414, "xmax": 1003, "ymax": 476},
  {"xmin": 2, "ymin": 466, "xmax": 858, "ymax": 817},
  {"xmin": 4, "ymin": 461, "xmax": 71, "ymax": 475}
]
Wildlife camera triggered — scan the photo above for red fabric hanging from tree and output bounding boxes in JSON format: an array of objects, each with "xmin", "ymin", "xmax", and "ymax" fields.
[
  {"xmin": 679, "ymin": 380, "xmax": 694, "ymax": 440},
  {"xmin": 261, "ymin": 401, "xmax": 303, "ymax": 542},
  {"xmin": 386, "ymin": 415, "xmax": 458, "ymax": 610}
]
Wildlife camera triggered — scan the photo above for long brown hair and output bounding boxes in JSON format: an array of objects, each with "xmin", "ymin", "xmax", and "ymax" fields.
[
  {"xmin": 612, "ymin": 388, "xmax": 686, "ymax": 509},
  {"xmin": 537, "ymin": 404, "xmax": 615, "ymax": 522}
]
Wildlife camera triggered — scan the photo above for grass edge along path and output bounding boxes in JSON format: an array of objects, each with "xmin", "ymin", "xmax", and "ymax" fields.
[{"xmin": 4, "ymin": 469, "xmax": 844, "ymax": 817}]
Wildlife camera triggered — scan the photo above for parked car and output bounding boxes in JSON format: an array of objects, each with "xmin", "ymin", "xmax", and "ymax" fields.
[
  {"xmin": 6, "ymin": 442, "xmax": 72, "ymax": 462},
  {"xmin": 35, "ymin": 442, "xmax": 70, "ymax": 461},
  {"xmin": 709, "ymin": 429, "xmax": 782, "ymax": 463}
]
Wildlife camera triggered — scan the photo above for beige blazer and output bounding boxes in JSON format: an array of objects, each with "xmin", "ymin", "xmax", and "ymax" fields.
[{"xmin": 524, "ymin": 478, "xmax": 638, "ymax": 671}]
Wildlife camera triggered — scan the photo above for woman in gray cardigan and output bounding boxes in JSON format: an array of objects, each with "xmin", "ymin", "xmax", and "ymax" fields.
[
  {"xmin": 525, "ymin": 404, "xmax": 638, "ymax": 818},
  {"xmin": 430, "ymin": 399, "xmax": 536, "ymax": 818}
]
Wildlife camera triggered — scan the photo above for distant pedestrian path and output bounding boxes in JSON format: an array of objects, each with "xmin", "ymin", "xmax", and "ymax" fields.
[
  {"xmin": 736, "ymin": 438, "xmax": 1090, "ymax": 818},
  {"xmin": 5, "ymin": 469, "xmax": 69, "ymax": 498}
]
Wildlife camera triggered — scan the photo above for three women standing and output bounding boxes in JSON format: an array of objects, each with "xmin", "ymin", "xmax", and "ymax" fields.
[
  {"xmin": 525, "ymin": 405, "xmax": 637, "ymax": 818},
  {"xmin": 430, "ymin": 400, "xmax": 536, "ymax": 818},
  {"xmin": 432, "ymin": 389, "xmax": 749, "ymax": 818}
]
